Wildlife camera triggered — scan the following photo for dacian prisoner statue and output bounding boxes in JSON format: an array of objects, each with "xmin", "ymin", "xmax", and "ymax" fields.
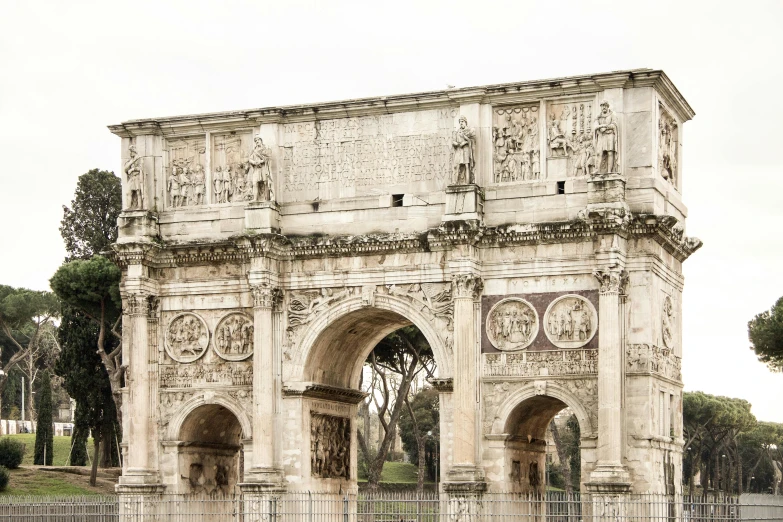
[{"xmin": 109, "ymin": 69, "xmax": 700, "ymax": 509}]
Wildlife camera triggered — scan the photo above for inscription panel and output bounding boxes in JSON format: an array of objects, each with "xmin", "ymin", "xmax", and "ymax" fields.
[{"xmin": 281, "ymin": 109, "xmax": 456, "ymax": 202}]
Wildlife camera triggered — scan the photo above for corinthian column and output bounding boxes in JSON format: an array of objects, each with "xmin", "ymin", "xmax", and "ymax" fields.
[
  {"xmin": 246, "ymin": 283, "xmax": 284, "ymax": 486},
  {"xmin": 588, "ymin": 269, "xmax": 631, "ymax": 490},
  {"xmin": 446, "ymin": 274, "xmax": 485, "ymax": 487},
  {"xmin": 122, "ymin": 293, "xmax": 157, "ymax": 482}
]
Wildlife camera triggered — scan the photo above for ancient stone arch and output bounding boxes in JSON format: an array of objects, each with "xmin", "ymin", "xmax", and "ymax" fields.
[{"xmin": 111, "ymin": 70, "xmax": 699, "ymax": 502}]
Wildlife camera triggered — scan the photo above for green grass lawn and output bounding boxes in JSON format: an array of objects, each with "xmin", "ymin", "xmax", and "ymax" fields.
[
  {"xmin": 1, "ymin": 434, "xmax": 95, "ymax": 466},
  {"xmin": 1, "ymin": 468, "xmax": 100, "ymax": 496},
  {"xmin": 359, "ymin": 462, "xmax": 433, "ymax": 483}
]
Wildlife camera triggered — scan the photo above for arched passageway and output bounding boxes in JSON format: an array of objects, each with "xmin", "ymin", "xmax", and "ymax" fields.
[{"xmin": 178, "ymin": 404, "xmax": 244, "ymax": 495}]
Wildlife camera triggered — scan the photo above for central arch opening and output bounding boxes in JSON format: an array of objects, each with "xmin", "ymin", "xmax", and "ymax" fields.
[{"xmin": 178, "ymin": 404, "xmax": 244, "ymax": 495}]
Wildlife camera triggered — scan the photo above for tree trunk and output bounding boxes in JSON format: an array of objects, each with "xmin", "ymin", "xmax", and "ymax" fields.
[
  {"xmin": 90, "ymin": 438, "xmax": 100, "ymax": 486},
  {"xmin": 549, "ymin": 419, "xmax": 572, "ymax": 495}
]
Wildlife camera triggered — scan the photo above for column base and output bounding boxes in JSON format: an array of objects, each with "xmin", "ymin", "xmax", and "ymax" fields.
[
  {"xmin": 241, "ymin": 467, "xmax": 286, "ymax": 489},
  {"xmin": 116, "ymin": 483, "xmax": 166, "ymax": 495},
  {"xmin": 444, "ymin": 465, "xmax": 486, "ymax": 492},
  {"xmin": 443, "ymin": 184, "xmax": 484, "ymax": 223},
  {"xmin": 586, "ymin": 173, "xmax": 629, "ymax": 223},
  {"xmin": 586, "ymin": 464, "xmax": 631, "ymax": 493},
  {"xmin": 245, "ymin": 201, "xmax": 281, "ymax": 233},
  {"xmin": 118, "ymin": 468, "xmax": 162, "ymax": 487}
]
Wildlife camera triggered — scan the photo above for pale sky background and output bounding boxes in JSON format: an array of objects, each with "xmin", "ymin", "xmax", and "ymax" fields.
[{"xmin": 1, "ymin": 1, "xmax": 781, "ymax": 422}]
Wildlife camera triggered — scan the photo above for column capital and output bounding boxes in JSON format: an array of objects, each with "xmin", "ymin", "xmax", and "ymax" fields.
[
  {"xmin": 452, "ymin": 274, "xmax": 483, "ymax": 300},
  {"xmin": 125, "ymin": 293, "xmax": 156, "ymax": 317},
  {"xmin": 250, "ymin": 283, "xmax": 283, "ymax": 310},
  {"xmin": 593, "ymin": 268, "xmax": 628, "ymax": 295}
]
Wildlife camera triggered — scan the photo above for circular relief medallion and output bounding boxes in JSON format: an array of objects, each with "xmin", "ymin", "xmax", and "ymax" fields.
[
  {"xmin": 164, "ymin": 312, "xmax": 210, "ymax": 363},
  {"xmin": 543, "ymin": 294, "xmax": 597, "ymax": 349},
  {"xmin": 214, "ymin": 312, "xmax": 254, "ymax": 361},
  {"xmin": 486, "ymin": 298, "xmax": 539, "ymax": 351}
]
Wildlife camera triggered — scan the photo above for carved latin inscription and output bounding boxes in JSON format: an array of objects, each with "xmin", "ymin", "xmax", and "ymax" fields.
[
  {"xmin": 214, "ymin": 312, "xmax": 254, "ymax": 361},
  {"xmin": 544, "ymin": 294, "xmax": 598, "ymax": 349},
  {"xmin": 492, "ymin": 106, "xmax": 540, "ymax": 183},
  {"xmin": 164, "ymin": 312, "xmax": 209, "ymax": 363},
  {"xmin": 486, "ymin": 298, "xmax": 539, "ymax": 351},
  {"xmin": 281, "ymin": 109, "xmax": 454, "ymax": 200},
  {"xmin": 311, "ymin": 413, "xmax": 350, "ymax": 479}
]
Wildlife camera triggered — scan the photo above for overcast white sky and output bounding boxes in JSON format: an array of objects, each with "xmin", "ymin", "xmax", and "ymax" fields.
[{"xmin": 1, "ymin": 0, "xmax": 781, "ymax": 422}]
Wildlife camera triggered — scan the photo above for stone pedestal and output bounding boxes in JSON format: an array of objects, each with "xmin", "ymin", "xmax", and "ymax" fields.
[
  {"xmin": 586, "ymin": 174, "xmax": 629, "ymax": 222},
  {"xmin": 117, "ymin": 210, "xmax": 159, "ymax": 243},
  {"xmin": 443, "ymin": 184, "xmax": 484, "ymax": 223},
  {"xmin": 245, "ymin": 201, "xmax": 281, "ymax": 234},
  {"xmin": 116, "ymin": 484, "xmax": 165, "ymax": 521},
  {"xmin": 239, "ymin": 483, "xmax": 287, "ymax": 522}
]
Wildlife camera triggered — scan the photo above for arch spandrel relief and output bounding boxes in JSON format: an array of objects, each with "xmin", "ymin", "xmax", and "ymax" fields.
[
  {"xmin": 543, "ymin": 294, "xmax": 598, "ymax": 349},
  {"xmin": 164, "ymin": 312, "xmax": 210, "ymax": 363},
  {"xmin": 486, "ymin": 298, "xmax": 539, "ymax": 351},
  {"xmin": 214, "ymin": 312, "xmax": 254, "ymax": 361}
]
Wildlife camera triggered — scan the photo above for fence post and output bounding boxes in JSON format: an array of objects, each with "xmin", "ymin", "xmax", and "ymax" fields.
[{"xmin": 343, "ymin": 494, "xmax": 349, "ymax": 522}]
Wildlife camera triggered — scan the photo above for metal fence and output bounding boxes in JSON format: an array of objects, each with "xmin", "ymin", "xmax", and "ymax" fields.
[{"xmin": 0, "ymin": 491, "xmax": 782, "ymax": 521}]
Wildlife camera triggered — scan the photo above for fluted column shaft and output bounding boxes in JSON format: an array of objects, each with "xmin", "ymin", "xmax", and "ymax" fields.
[{"xmin": 126, "ymin": 294, "xmax": 151, "ymax": 473}]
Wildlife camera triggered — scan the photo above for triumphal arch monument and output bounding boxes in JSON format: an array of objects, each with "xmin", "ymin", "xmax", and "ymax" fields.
[{"xmin": 110, "ymin": 69, "xmax": 700, "ymax": 501}]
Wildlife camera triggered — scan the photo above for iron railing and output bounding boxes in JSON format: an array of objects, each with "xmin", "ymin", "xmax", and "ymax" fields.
[{"xmin": 0, "ymin": 491, "xmax": 780, "ymax": 521}]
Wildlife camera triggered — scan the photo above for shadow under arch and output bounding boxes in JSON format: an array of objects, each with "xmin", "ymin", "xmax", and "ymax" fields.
[
  {"xmin": 492, "ymin": 382, "xmax": 595, "ymax": 439},
  {"xmin": 294, "ymin": 294, "xmax": 452, "ymax": 389},
  {"xmin": 166, "ymin": 392, "xmax": 252, "ymax": 442}
]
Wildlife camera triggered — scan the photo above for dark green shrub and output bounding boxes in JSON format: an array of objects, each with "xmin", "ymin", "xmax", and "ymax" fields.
[
  {"xmin": 0, "ymin": 438, "xmax": 25, "ymax": 469},
  {"xmin": 0, "ymin": 465, "xmax": 9, "ymax": 491}
]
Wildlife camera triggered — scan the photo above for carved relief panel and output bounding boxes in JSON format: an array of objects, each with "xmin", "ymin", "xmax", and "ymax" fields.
[
  {"xmin": 310, "ymin": 413, "xmax": 350, "ymax": 479},
  {"xmin": 211, "ymin": 132, "xmax": 255, "ymax": 204},
  {"xmin": 546, "ymin": 100, "xmax": 595, "ymax": 179},
  {"xmin": 492, "ymin": 105, "xmax": 541, "ymax": 183},
  {"xmin": 661, "ymin": 295, "xmax": 674, "ymax": 350},
  {"xmin": 658, "ymin": 103, "xmax": 678, "ymax": 187},
  {"xmin": 164, "ymin": 312, "xmax": 210, "ymax": 363},
  {"xmin": 543, "ymin": 294, "xmax": 598, "ymax": 349},
  {"xmin": 486, "ymin": 298, "xmax": 539, "ymax": 351},
  {"xmin": 214, "ymin": 312, "xmax": 254, "ymax": 361},
  {"xmin": 167, "ymin": 137, "xmax": 207, "ymax": 208}
]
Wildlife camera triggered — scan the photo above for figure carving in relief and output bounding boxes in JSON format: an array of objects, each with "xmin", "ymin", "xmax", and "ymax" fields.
[
  {"xmin": 164, "ymin": 313, "xmax": 209, "ymax": 363},
  {"xmin": 310, "ymin": 413, "xmax": 350, "ymax": 479},
  {"xmin": 548, "ymin": 115, "xmax": 574, "ymax": 158},
  {"xmin": 662, "ymin": 295, "xmax": 674, "ymax": 349},
  {"xmin": 288, "ymin": 287, "xmax": 355, "ymax": 331},
  {"xmin": 658, "ymin": 108, "xmax": 678, "ymax": 184},
  {"xmin": 387, "ymin": 283, "xmax": 453, "ymax": 329},
  {"xmin": 124, "ymin": 145, "xmax": 144, "ymax": 210},
  {"xmin": 486, "ymin": 298, "xmax": 538, "ymax": 351},
  {"xmin": 492, "ymin": 107, "xmax": 540, "ymax": 183},
  {"xmin": 452, "ymin": 116, "xmax": 476, "ymax": 184},
  {"xmin": 593, "ymin": 100, "xmax": 618, "ymax": 174},
  {"xmin": 573, "ymin": 134, "xmax": 595, "ymax": 176},
  {"xmin": 191, "ymin": 165, "xmax": 206, "ymax": 205},
  {"xmin": 213, "ymin": 166, "xmax": 232, "ymax": 203},
  {"xmin": 544, "ymin": 295, "xmax": 597, "ymax": 348},
  {"xmin": 249, "ymin": 137, "xmax": 274, "ymax": 202},
  {"xmin": 215, "ymin": 313, "xmax": 254, "ymax": 361}
]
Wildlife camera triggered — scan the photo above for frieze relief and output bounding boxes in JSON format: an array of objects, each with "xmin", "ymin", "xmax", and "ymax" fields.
[
  {"xmin": 214, "ymin": 312, "xmax": 254, "ymax": 361},
  {"xmin": 164, "ymin": 312, "xmax": 210, "ymax": 363},
  {"xmin": 543, "ymin": 295, "xmax": 597, "ymax": 349},
  {"xmin": 658, "ymin": 103, "xmax": 678, "ymax": 187},
  {"xmin": 311, "ymin": 413, "xmax": 350, "ymax": 479},
  {"xmin": 167, "ymin": 137, "xmax": 207, "ymax": 208},
  {"xmin": 484, "ymin": 349, "xmax": 598, "ymax": 377},
  {"xmin": 626, "ymin": 344, "xmax": 682, "ymax": 382},
  {"xmin": 546, "ymin": 100, "xmax": 595, "ymax": 179},
  {"xmin": 486, "ymin": 298, "xmax": 538, "ymax": 351},
  {"xmin": 159, "ymin": 360, "xmax": 253, "ymax": 388},
  {"xmin": 211, "ymin": 132, "xmax": 255, "ymax": 204},
  {"xmin": 492, "ymin": 106, "xmax": 541, "ymax": 183}
]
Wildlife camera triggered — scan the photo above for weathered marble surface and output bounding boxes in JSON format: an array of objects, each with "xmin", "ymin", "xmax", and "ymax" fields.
[{"xmin": 111, "ymin": 69, "xmax": 698, "ymax": 500}]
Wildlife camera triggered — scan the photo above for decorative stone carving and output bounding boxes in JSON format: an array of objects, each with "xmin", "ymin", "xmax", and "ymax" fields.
[
  {"xmin": 546, "ymin": 101, "xmax": 595, "ymax": 179},
  {"xmin": 452, "ymin": 274, "xmax": 483, "ymax": 300},
  {"xmin": 486, "ymin": 298, "xmax": 538, "ymax": 351},
  {"xmin": 543, "ymin": 294, "xmax": 598, "ymax": 348},
  {"xmin": 452, "ymin": 116, "xmax": 476, "ymax": 185},
  {"xmin": 159, "ymin": 361, "xmax": 253, "ymax": 388},
  {"xmin": 593, "ymin": 268, "xmax": 628, "ymax": 294},
  {"xmin": 626, "ymin": 344, "xmax": 682, "ymax": 382},
  {"xmin": 310, "ymin": 413, "xmax": 350, "ymax": 479},
  {"xmin": 164, "ymin": 312, "xmax": 210, "ymax": 363},
  {"xmin": 158, "ymin": 390, "xmax": 196, "ymax": 430},
  {"xmin": 658, "ymin": 103, "xmax": 678, "ymax": 186},
  {"xmin": 387, "ymin": 282, "xmax": 453, "ymax": 329},
  {"xmin": 250, "ymin": 283, "xmax": 281, "ymax": 310},
  {"xmin": 211, "ymin": 132, "xmax": 255, "ymax": 204},
  {"xmin": 167, "ymin": 137, "xmax": 206, "ymax": 208},
  {"xmin": 492, "ymin": 106, "xmax": 541, "ymax": 183},
  {"xmin": 661, "ymin": 295, "xmax": 674, "ymax": 349},
  {"xmin": 124, "ymin": 145, "xmax": 145, "ymax": 210},
  {"xmin": 286, "ymin": 287, "xmax": 356, "ymax": 347},
  {"xmin": 125, "ymin": 294, "xmax": 148, "ymax": 316},
  {"xmin": 214, "ymin": 312, "xmax": 254, "ymax": 361},
  {"xmin": 484, "ymin": 349, "xmax": 598, "ymax": 377},
  {"xmin": 593, "ymin": 100, "xmax": 619, "ymax": 174},
  {"xmin": 249, "ymin": 136, "xmax": 274, "ymax": 202}
]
